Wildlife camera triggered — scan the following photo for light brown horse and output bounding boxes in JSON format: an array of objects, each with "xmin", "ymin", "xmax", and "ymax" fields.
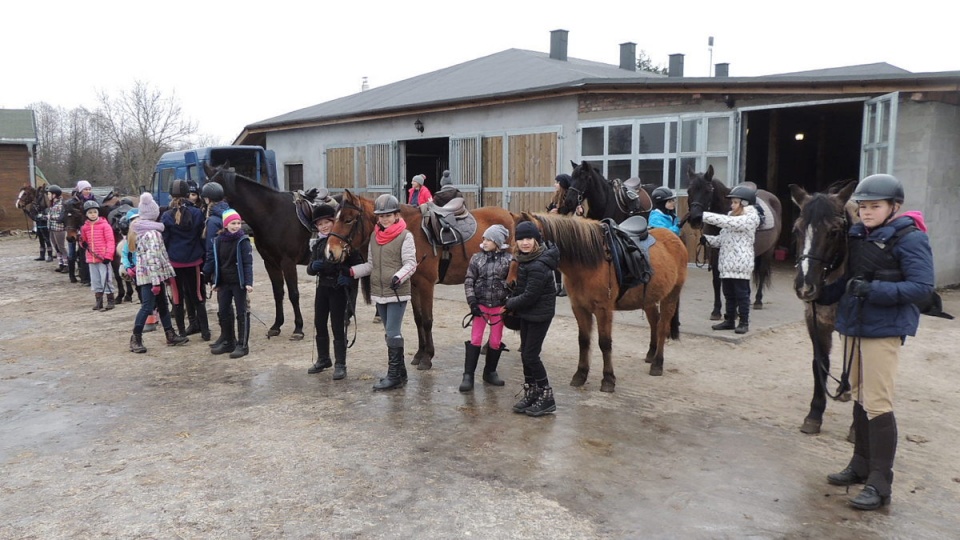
[
  {"xmin": 325, "ymin": 190, "xmax": 517, "ymax": 368},
  {"xmin": 511, "ymin": 212, "xmax": 688, "ymax": 392}
]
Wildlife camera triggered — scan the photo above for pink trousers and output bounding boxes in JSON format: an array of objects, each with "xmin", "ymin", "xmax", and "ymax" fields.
[{"xmin": 470, "ymin": 304, "xmax": 504, "ymax": 349}]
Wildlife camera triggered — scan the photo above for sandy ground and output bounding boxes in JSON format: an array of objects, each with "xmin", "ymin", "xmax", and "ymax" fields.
[{"xmin": 2, "ymin": 234, "xmax": 959, "ymax": 539}]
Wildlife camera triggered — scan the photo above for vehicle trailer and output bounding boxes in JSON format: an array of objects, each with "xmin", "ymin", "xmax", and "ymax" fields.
[{"xmin": 150, "ymin": 146, "xmax": 278, "ymax": 206}]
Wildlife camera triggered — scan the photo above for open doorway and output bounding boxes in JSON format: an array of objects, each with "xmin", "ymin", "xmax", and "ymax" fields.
[
  {"xmin": 742, "ymin": 102, "xmax": 863, "ymax": 253},
  {"xmin": 403, "ymin": 137, "xmax": 449, "ymax": 199}
]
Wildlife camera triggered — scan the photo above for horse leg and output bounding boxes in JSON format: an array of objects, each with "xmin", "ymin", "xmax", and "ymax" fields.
[
  {"xmin": 801, "ymin": 317, "xmax": 836, "ymax": 434},
  {"xmin": 711, "ymin": 263, "xmax": 722, "ymax": 320},
  {"xmin": 650, "ymin": 293, "xmax": 680, "ymax": 376},
  {"xmin": 282, "ymin": 261, "xmax": 304, "ymax": 340},
  {"xmin": 753, "ymin": 254, "xmax": 771, "ymax": 310},
  {"xmin": 411, "ymin": 288, "xmax": 435, "ymax": 369},
  {"xmin": 569, "ymin": 305, "xmax": 594, "ymax": 387},
  {"xmin": 263, "ymin": 260, "xmax": 285, "ymax": 337},
  {"xmin": 644, "ymin": 306, "xmax": 661, "ymax": 364},
  {"xmin": 111, "ymin": 258, "xmax": 124, "ymax": 304},
  {"xmin": 596, "ymin": 308, "xmax": 616, "ymax": 393}
]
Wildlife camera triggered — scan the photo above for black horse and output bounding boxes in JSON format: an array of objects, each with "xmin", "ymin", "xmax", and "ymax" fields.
[
  {"xmin": 681, "ymin": 165, "xmax": 783, "ymax": 319},
  {"xmin": 789, "ymin": 181, "xmax": 858, "ymax": 437},
  {"xmin": 560, "ymin": 161, "xmax": 655, "ymax": 222}
]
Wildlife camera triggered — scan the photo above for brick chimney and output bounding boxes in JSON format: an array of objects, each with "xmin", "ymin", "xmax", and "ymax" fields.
[
  {"xmin": 668, "ymin": 54, "xmax": 684, "ymax": 77},
  {"xmin": 550, "ymin": 29, "xmax": 568, "ymax": 61},
  {"xmin": 619, "ymin": 42, "xmax": 636, "ymax": 71}
]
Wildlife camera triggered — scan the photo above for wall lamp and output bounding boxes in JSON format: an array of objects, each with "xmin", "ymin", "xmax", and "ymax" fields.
[{"xmin": 414, "ymin": 119, "xmax": 424, "ymax": 133}]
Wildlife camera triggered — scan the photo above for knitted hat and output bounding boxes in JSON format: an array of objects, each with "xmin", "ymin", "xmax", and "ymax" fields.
[
  {"xmin": 440, "ymin": 170, "xmax": 452, "ymax": 187},
  {"xmin": 555, "ymin": 174, "xmax": 572, "ymax": 190},
  {"xmin": 482, "ymin": 224, "xmax": 509, "ymax": 249},
  {"xmin": 515, "ymin": 221, "xmax": 541, "ymax": 242},
  {"xmin": 411, "ymin": 174, "xmax": 426, "ymax": 186},
  {"xmin": 222, "ymin": 209, "xmax": 242, "ymax": 227},
  {"xmin": 76, "ymin": 180, "xmax": 92, "ymax": 191},
  {"xmin": 138, "ymin": 192, "xmax": 160, "ymax": 221}
]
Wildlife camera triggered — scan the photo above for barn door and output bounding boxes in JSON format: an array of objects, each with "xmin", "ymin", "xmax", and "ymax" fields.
[
  {"xmin": 449, "ymin": 136, "xmax": 481, "ymax": 207},
  {"xmin": 860, "ymin": 92, "xmax": 898, "ymax": 177}
]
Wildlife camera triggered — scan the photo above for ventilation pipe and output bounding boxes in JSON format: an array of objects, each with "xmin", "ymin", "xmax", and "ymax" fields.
[
  {"xmin": 619, "ymin": 42, "xmax": 637, "ymax": 71},
  {"xmin": 715, "ymin": 63, "xmax": 729, "ymax": 78},
  {"xmin": 668, "ymin": 54, "xmax": 685, "ymax": 77},
  {"xmin": 550, "ymin": 29, "xmax": 568, "ymax": 61}
]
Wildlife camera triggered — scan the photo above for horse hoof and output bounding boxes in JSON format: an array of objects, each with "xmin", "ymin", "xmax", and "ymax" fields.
[
  {"xmin": 644, "ymin": 357, "xmax": 653, "ymax": 364},
  {"xmin": 570, "ymin": 372, "xmax": 587, "ymax": 387},
  {"xmin": 267, "ymin": 328, "xmax": 281, "ymax": 337},
  {"xmin": 838, "ymin": 392, "xmax": 852, "ymax": 403},
  {"xmin": 600, "ymin": 381, "xmax": 615, "ymax": 393},
  {"xmin": 410, "ymin": 357, "xmax": 421, "ymax": 366},
  {"xmin": 290, "ymin": 333, "xmax": 304, "ymax": 341},
  {"xmin": 753, "ymin": 302, "xmax": 764, "ymax": 310},
  {"xmin": 710, "ymin": 312, "xmax": 722, "ymax": 321},
  {"xmin": 648, "ymin": 365, "xmax": 663, "ymax": 376},
  {"xmin": 799, "ymin": 419, "xmax": 822, "ymax": 435},
  {"xmin": 416, "ymin": 360, "xmax": 432, "ymax": 371}
]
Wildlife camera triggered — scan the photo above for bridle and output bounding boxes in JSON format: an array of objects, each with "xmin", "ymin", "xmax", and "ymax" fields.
[
  {"xmin": 328, "ymin": 198, "xmax": 369, "ymax": 255},
  {"xmin": 795, "ymin": 214, "xmax": 849, "ymax": 288}
]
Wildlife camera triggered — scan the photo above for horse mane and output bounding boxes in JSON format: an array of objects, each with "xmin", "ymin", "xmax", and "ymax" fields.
[
  {"xmin": 522, "ymin": 212, "xmax": 607, "ymax": 267},
  {"xmin": 798, "ymin": 193, "xmax": 848, "ymax": 230}
]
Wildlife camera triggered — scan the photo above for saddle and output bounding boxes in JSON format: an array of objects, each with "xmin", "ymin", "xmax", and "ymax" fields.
[
  {"xmin": 612, "ymin": 178, "xmax": 653, "ymax": 216},
  {"xmin": 755, "ymin": 196, "xmax": 776, "ymax": 232},
  {"xmin": 601, "ymin": 216, "xmax": 656, "ymax": 302},
  {"xmin": 420, "ymin": 197, "xmax": 477, "ymax": 247},
  {"xmin": 293, "ymin": 189, "xmax": 338, "ymax": 233}
]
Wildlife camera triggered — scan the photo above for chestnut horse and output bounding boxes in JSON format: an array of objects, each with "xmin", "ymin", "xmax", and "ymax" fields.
[
  {"xmin": 682, "ymin": 165, "xmax": 782, "ymax": 318},
  {"xmin": 325, "ymin": 190, "xmax": 516, "ymax": 368},
  {"xmin": 511, "ymin": 212, "xmax": 687, "ymax": 392},
  {"xmin": 790, "ymin": 181, "xmax": 859, "ymax": 436}
]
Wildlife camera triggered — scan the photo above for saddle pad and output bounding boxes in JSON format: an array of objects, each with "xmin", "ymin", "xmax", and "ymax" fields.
[
  {"xmin": 420, "ymin": 211, "xmax": 478, "ymax": 247},
  {"xmin": 756, "ymin": 197, "xmax": 776, "ymax": 231}
]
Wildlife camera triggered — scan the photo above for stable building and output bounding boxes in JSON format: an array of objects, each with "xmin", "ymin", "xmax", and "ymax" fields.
[{"xmin": 0, "ymin": 109, "xmax": 40, "ymax": 232}]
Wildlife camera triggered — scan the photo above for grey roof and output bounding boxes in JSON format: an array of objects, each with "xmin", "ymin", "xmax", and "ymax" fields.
[
  {"xmin": 0, "ymin": 109, "xmax": 38, "ymax": 143},
  {"xmin": 250, "ymin": 48, "xmax": 663, "ymax": 128},
  {"xmin": 769, "ymin": 62, "xmax": 912, "ymax": 77}
]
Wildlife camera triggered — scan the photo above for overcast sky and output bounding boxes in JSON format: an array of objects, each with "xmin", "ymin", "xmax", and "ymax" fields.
[{"xmin": 5, "ymin": 0, "xmax": 956, "ymax": 144}]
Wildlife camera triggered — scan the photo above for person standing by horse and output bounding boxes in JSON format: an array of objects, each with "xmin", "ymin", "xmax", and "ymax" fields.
[
  {"xmin": 407, "ymin": 174, "xmax": 433, "ymax": 207},
  {"xmin": 347, "ymin": 194, "xmax": 418, "ymax": 391},
  {"xmin": 129, "ymin": 193, "xmax": 189, "ymax": 353},
  {"xmin": 162, "ymin": 180, "xmax": 209, "ymax": 341},
  {"xmin": 460, "ymin": 224, "xmax": 513, "ymax": 392},
  {"xmin": 504, "ymin": 221, "xmax": 559, "ymax": 416},
  {"xmin": 649, "ymin": 187, "xmax": 682, "ymax": 236},
  {"xmin": 306, "ymin": 204, "xmax": 363, "ymax": 380},
  {"xmin": 701, "ymin": 184, "xmax": 761, "ymax": 334},
  {"xmin": 45, "ymin": 185, "xmax": 68, "ymax": 273},
  {"xmin": 201, "ymin": 181, "xmax": 233, "ymax": 350},
  {"xmin": 204, "ymin": 209, "xmax": 254, "ymax": 358},
  {"xmin": 69, "ymin": 180, "xmax": 97, "ymax": 285},
  {"xmin": 818, "ymin": 174, "xmax": 934, "ymax": 511},
  {"xmin": 79, "ymin": 200, "xmax": 117, "ymax": 311},
  {"xmin": 31, "ymin": 187, "xmax": 54, "ymax": 263}
]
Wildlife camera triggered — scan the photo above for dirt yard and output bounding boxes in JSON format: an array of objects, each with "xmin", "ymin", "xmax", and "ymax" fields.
[{"xmin": 2, "ymin": 234, "xmax": 959, "ymax": 539}]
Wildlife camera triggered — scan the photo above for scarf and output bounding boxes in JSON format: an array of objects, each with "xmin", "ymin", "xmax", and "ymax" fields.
[
  {"xmin": 132, "ymin": 219, "xmax": 164, "ymax": 234},
  {"xmin": 515, "ymin": 243, "xmax": 545, "ymax": 263},
  {"xmin": 376, "ymin": 218, "xmax": 407, "ymax": 245},
  {"xmin": 220, "ymin": 229, "xmax": 246, "ymax": 242}
]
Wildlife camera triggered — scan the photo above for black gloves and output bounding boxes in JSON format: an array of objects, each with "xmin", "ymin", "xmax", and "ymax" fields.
[
  {"xmin": 390, "ymin": 276, "xmax": 401, "ymax": 290},
  {"xmin": 308, "ymin": 259, "xmax": 324, "ymax": 273},
  {"xmin": 698, "ymin": 235, "xmax": 708, "ymax": 246},
  {"xmin": 846, "ymin": 278, "xmax": 871, "ymax": 298},
  {"xmin": 470, "ymin": 303, "xmax": 483, "ymax": 318},
  {"xmin": 340, "ymin": 267, "xmax": 352, "ymax": 277}
]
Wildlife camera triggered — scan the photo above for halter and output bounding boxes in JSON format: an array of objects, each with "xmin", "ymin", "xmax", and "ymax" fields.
[
  {"xmin": 328, "ymin": 199, "xmax": 368, "ymax": 255},
  {"xmin": 795, "ymin": 214, "xmax": 849, "ymax": 287}
]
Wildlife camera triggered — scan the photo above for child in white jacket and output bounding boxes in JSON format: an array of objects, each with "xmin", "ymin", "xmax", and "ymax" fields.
[{"xmin": 701, "ymin": 184, "xmax": 761, "ymax": 334}]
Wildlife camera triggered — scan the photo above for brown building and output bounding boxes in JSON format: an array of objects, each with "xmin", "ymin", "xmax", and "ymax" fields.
[{"xmin": 0, "ymin": 109, "xmax": 39, "ymax": 232}]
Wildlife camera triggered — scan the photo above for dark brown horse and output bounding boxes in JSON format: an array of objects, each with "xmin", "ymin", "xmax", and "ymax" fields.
[
  {"xmin": 325, "ymin": 190, "xmax": 517, "ymax": 368},
  {"xmin": 790, "ymin": 181, "xmax": 858, "ymax": 436},
  {"xmin": 559, "ymin": 161, "xmax": 654, "ymax": 222},
  {"xmin": 203, "ymin": 163, "xmax": 313, "ymax": 340},
  {"xmin": 682, "ymin": 165, "xmax": 783, "ymax": 318},
  {"xmin": 511, "ymin": 212, "xmax": 688, "ymax": 392}
]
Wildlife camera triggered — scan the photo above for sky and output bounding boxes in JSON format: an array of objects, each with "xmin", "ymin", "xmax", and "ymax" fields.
[{"xmin": 5, "ymin": 0, "xmax": 957, "ymax": 144}]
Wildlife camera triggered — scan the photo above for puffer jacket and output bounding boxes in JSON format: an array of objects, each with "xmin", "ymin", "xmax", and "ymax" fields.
[
  {"xmin": 702, "ymin": 205, "xmax": 760, "ymax": 280},
  {"xmin": 505, "ymin": 245, "xmax": 559, "ymax": 322},
  {"xmin": 820, "ymin": 215, "xmax": 934, "ymax": 338},
  {"xmin": 649, "ymin": 208, "xmax": 681, "ymax": 235},
  {"xmin": 464, "ymin": 249, "xmax": 513, "ymax": 308},
  {"xmin": 80, "ymin": 217, "xmax": 115, "ymax": 262}
]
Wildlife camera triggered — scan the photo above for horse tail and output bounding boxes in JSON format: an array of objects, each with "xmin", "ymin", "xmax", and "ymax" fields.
[
  {"xmin": 753, "ymin": 251, "xmax": 773, "ymax": 291},
  {"xmin": 670, "ymin": 304, "xmax": 681, "ymax": 340},
  {"xmin": 360, "ymin": 275, "xmax": 372, "ymax": 305}
]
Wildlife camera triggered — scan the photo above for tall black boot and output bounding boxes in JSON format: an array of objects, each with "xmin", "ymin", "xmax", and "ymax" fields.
[
  {"xmin": 851, "ymin": 412, "xmax": 897, "ymax": 510},
  {"xmin": 735, "ymin": 313, "xmax": 749, "ymax": 334},
  {"xmin": 210, "ymin": 314, "xmax": 236, "ymax": 355},
  {"xmin": 92, "ymin": 293, "xmax": 103, "ymax": 311},
  {"xmin": 68, "ymin": 258, "xmax": 78, "ymax": 283},
  {"xmin": 482, "ymin": 344, "xmax": 506, "ymax": 386},
  {"xmin": 35, "ymin": 246, "xmax": 46, "ymax": 261},
  {"xmin": 209, "ymin": 311, "xmax": 229, "ymax": 348},
  {"xmin": 712, "ymin": 314, "xmax": 736, "ymax": 331},
  {"xmin": 196, "ymin": 304, "xmax": 211, "ymax": 341},
  {"xmin": 332, "ymin": 339, "xmax": 348, "ymax": 380},
  {"xmin": 172, "ymin": 303, "xmax": 187, "ymax": 336},
  {"xmin": 230, "ymin": 312, "xmax": 250, "ymax": 358},
  {"xmin": 373, "ymin": 337, "xmax": 405, "ymax": 391},
  {"xmin": 103, "ymin": 293, "xmax": 116, "ymax": 311},
  {"xmin": 459, "ymin": 341, "xmax": 482, "ymax": 392},
  {"xmin": 828, "ymin": 401, "xmax": 871, "ymax": 485},
  {"xmin": 308, "ymin": 335, "xmax": 333, "ymax": 374}
]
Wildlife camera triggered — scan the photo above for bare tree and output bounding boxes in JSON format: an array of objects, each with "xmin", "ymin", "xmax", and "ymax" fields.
[
  {"xmin": 95, "ymin": 81, "xmax": 196, "ymax": 193},
  {"xmin": 638, "ymin": 50, "xmax": 668, "ymax": 75}
]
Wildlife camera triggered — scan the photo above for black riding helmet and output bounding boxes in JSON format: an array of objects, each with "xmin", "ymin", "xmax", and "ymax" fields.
[
  {"xmin": 852, "ymin": 174, "xmax": 904, "ymax": 203},
  {"xmin": 47, "ymin": 184, "xmax": 62, "ymax": 196},
  {"xmin": 651, "ymin": 186, "xmax": 676, "ymax": 211},
  {"xmin": 312, "ymin": 204, "xmax": 336, "ymax": 223},
  {"xmin": 186, "ymin": 180, "xmax": 200, "ymax": 195},
  {"xmin": 83, "ymin": 199, "xmax": 101, "ymax": 215},
  {"xmin": 201, "ymin": 181, "xmax": 225, "ymax": 202},
  {"xmin": 727, "ymin": 184, "xmax": 757, "ymax": 206}
]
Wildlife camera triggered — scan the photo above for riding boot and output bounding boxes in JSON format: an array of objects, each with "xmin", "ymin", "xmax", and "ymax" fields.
[
  {"xmin": 332, "ymin": 339, "xmax": 348, "ymax": 380},
  {"xmin": 196, "ymin": 305, "xmax": 211, "ymax": 341},
  {"xmin": 172, "ymin": 303, "xmax": 187, "ymax": 336},
  {"xmin": 230, "ymin": 312, "xmax": 250, "ymax": 358},
  {"xmin": 35, "ymin": 247, "xmax": 46, "ymax": 261},
  {"xmin": 210, "ymin": 314, "xmax": 236, "ymax": 355},
  {"xmin": 210, "ymin": 312, "xmax": 228, "ymax": 348},
  {"xmin": 735, "ymin": 314, "xmax": 749, "ymax": 334},
  {"xmin": 46, "ymin": 250, "xmax": 54, "ymax": 262},
  {"xmin": 184, "ymin": 318, "xmax": 201, "ymax": 336},
  {"xmin": 459, "ymin": 341, "xmax": 482, "ymax": 392},
  {"xmin": 373, "ymin": 337, "xmax": 405, "ymax": 391},
  {"xmin": 164, "ymin": 327, "xmax": 189, "ymax": 346},
  {"xmin": 308, "ymin": 335, "xmax": 333, "ymax": 374},
  {"xmin": 828, "ymin": 402, "xmax": 870, "ymax": 486},
  {"xmin": 525, "ymin": 386, "xmax": 557, "ymax": 417},
  {"xmin": 129, "ymin": 333, "xmax": 147, "ymax": 354},
  {"xmin": 92, "ymin": 293, "xmax": 103, "ymax": 311},
  {"xmin": 482, "ymin": 344, "xmax": 505, "ymax": 386},
  {"xmin": 103, "ymin": 293, "xmax": 116, "ymax": 311},
  {"xmin": 711, "ymin": 314, "xmax": 736, "ymax": 331},
  {"xmin": 68, "ymin": 258, "xmax": 78, "ymax": 283},
  {"xmin": 850, "ymin": 412, "xmax": 897, "ymax": 510}
]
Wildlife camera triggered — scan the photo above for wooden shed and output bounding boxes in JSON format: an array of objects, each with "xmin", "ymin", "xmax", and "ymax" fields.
[{"xmin": 0, "ymin": 109, "xmax": 39, "ymax": 232}]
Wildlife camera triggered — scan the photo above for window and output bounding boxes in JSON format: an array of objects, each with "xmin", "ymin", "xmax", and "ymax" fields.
[
  {"xmin": 286, "ymin": 164, "xmax": 303, "ymax": 192},
  {"xmin": 861, "ymin": 93, "xmax": 898, "ymax": 177}
]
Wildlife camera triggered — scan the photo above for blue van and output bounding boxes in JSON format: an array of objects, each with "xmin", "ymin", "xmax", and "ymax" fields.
[{"xmin": 150, "ymin": 146, "xmax": 278, "ymax": 206}]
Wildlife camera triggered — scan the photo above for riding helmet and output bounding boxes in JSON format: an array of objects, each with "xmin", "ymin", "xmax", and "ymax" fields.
[
  {"xmin": 312, "ymin": 204, "xmax": 337, "ymax": 223},
  {"xmin": 373, "ymin": 194, "xmax": 401, "ymax": 215},
  {"xmin": 200, "ymin": 181, "xmax": 225, "ymax": 202},
  {"xmin": 169, "ymin": 179, "xmax": 189, "ymax": 198},
  {"xmin": 83, "ymin": 200, "xmax": 101, "ymax": 212},
  {"xmin": 651, "ymin": 187, "xmax": 677, "ymax": 204},
  {"xmin": 727, "ymin": 184, "xmax": 757, "ymax": 206},
  {"xmin": 186, "ymin": 180, "xmax": 200, "ymax": 195},
  {"xmin": 47, "ymin": 185, "xmax": 62, "ymax": 195},
  {"xmin": 852, "ymin": 174, "xmax": 904, "ymax": 203}
]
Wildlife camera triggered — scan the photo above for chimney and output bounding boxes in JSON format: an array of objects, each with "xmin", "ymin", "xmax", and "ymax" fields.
[
  {"xmin": 550, "ymin": 29, "xmax": 568, "ymax": 61},
  {"xmin": 619, "ymin": 42, "xmax": 637, "ymax": 71},
  {"xmin": 668, "ymin": 54, "xmax": 684, "ymax": 77},
  {"xmin": 714, "ymin": 63, "xmax": 729, "ymax": 77}
]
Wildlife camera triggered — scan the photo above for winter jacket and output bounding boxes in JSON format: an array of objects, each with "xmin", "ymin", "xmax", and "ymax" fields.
[
  {"xmin": 80, "ymin": 217, "xmax": 115, "ymax": 263},
  {"xmin": 134, "ymin": 229, "xmax": 176, "ymax": 287},
  {"xmin": 432, "ymin": 185, "xmax": 463, "ymax": 207},
  {"xmin": 46, "ymin": 198, "xmax": 65, "ymax": 232},
  {"xmin": 161, "ymin": 202, "xmax": 205, "ymax": 266},
  {"xmin": 307, "ymin": 236, "xmax": 362, "ymax": 289},
  {"xmin": 408, "ymin": 186, "xmax": 432, "ymax": 207},
  {"xmin": 649, "ymin": 209, "xmax": 681, "ymax": 235},
  {"xmin": 702, "ymin": 205, "xmax": 760, "ymax": 280},
  {"xmin": 505, "ymin": 245, "xmax": 559, "ymax": 322},
  {"xmin": 204, "ymin": 232, "xmax": 254, "ymax": 288},
  {"xmin": 464, "ymin": 249, "xmax": 513, "ymax": 308},
  {"xmin": 818, "ymin": 214, "xmax": 934, "ymax": 338}
]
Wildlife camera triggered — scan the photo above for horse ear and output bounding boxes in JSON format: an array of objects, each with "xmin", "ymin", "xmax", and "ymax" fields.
[
  {"xmin": 837, "ymin": 180, "xmax": 858, "ymax": 204},
  {"xmin": 570, "ymin": 160, "xmax": 579, "ymax": 171},
  {"xmin": 705, "ymin": 165, "xmax": 714, "ymax": 181},
  {"xmin": 788, "ymin": 184, "xmax": 808, "ymax": 208}
]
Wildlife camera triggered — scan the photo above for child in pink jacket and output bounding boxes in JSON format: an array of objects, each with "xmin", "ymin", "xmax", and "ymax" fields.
[{"xmin": 79, "ymin": 200, "xmax": 116, "ymax": 311}]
